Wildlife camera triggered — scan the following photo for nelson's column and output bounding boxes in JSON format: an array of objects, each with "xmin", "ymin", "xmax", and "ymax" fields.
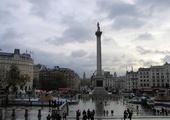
[{"xmin": 92, "ymin": 22, "xmax": 108, "ymax": 95}]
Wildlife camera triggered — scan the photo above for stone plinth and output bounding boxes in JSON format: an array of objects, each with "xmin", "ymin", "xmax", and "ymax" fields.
[{"xmin": 92, "ymin": 75, "xmax": 108, "ymax": 95}]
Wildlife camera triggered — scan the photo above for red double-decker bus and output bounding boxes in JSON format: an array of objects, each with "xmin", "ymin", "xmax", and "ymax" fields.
[{"xmin": 59, "ymin": 88, "xmax": 73, "ymax": 93}]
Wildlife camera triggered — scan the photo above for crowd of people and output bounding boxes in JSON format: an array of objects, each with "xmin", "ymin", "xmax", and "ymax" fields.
[
  {"xmin": 46, "ymin": 110, "xmax": 67, "ymax": 120},
  {"xmin": 152, "ymin": 107, "xmax": 168, "ymax": 116},
  {"xmin": 123, "ymin": 109, "xmax": 133, "ymax": 120},
  {"xmin": 76, "ymin": 109, "xmax": 95, "ymax": 120}
]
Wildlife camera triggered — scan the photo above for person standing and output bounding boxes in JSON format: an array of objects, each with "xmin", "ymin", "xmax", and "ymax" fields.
[
  {"xmin": 90, "ymin": 110, "xmax": 95, "ymax": 120},
  {"xmin": 106, "ymin": 110, "xmax": 109, "ymax": 116},
  {"xmin": 87, "ymin": 109, "xmax": 91, "ymax": 119},
  {"xmin": 46, "ymin": 114, "xmax": 51, "ymax": 120},
  {"xmin": 111, "ymin": 110, "xmax": 114, "ymax": 116},
  {"xmin": 103, "ymin": 110, "xmax": 105, "ymax": 116},
  {"xmin": 56, "ymin": 113, "xmax": 61, "ymax": 120},
  {"xmin": 62, "ymin": 111, "xmax": 67, "ymax": 120},
  {"xmin": 76, "ymin": 109, "xmax": 81, "ymax": 120},
  {"xmin": 83, "ymin": 113, "xmax": 87, "ymax": 120},
  {"xmin": 123, "ymin": 110, "xmax": 128, "ymax": 120},
  {"xmin": 82, "ymin": 109, "xmax": 86, "ymax": 116},
  {"xmin": 128, "ymin": 110, "xmax": 133, "ymax": 120}
]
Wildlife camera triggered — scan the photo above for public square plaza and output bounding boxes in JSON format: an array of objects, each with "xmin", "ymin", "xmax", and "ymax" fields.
[{"xmin": 1, "ymin": 93, "xmax": 170, "ymax": 120}]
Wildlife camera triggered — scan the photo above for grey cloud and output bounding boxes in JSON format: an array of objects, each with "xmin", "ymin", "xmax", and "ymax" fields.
[
  {"xmin": 34, "ymin": 50, "xmax": 73, "ymax": 68},
  {"xmin": 112, "ymin": 57, "xmax": 121, "ymax": 63},
  {"xmin": 33, "ymin": 49, "xmax": 95, "ymax": 78},
  {"xmin": 155, "ymin": 50, "xmax": 170, "ymax": 54},
  {"xmin": 136, "ymin": 46, "xmax": 170, "ymax": 55},
  {"xmin": 162, "ymin": 55, "xmax": 170, "ymax": 63},
  {"xmin": 97, "ymin": 0, "xmax": 161, "ymax": 30},
  {"xmin": 71, "ymin": 50, "xmax": 87, "ymax": 58},
  {"xmin": 0, "ymin": 10, "xmax": 12, "ymax": 24},
  {"xmin": 46, "ymin": 18, "xmax": 93, "ymax": 45},
  {"xmin": 0, "ymin": 28, "xmax": 23, "ymax": 41},
  {"xmin": 136, "ymin": 32, "xmax": 154, "ymax": 41},
  {"xmin": 98, "ymin": 1, "xmax": 137, "ymax": 18},
  {"xmin": 112, "ymin": 16, "xmax": 144, "ymax": 30},
  {"xmin": 103, "ymin": 37, "xmax": 117, "ymax": 45},
  {"xmin": 137, "ymin": 0, "xmax": 170, "ymax": 10},
  {"xmin": 136, "ymin": 46, "xmax": 152, "ymax": 54},
  {"xmin": 142, "ymin": 60, "xmax": 158, "ymax": 67},
  {"xmin": 28, "ymin": 0, "xmax": 50, "ymax": 18}
]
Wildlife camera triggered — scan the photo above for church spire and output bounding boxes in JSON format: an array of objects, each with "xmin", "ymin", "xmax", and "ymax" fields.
[{"xmin": 83, "ymin": 71, "xmax": 86, "ymax": 80}]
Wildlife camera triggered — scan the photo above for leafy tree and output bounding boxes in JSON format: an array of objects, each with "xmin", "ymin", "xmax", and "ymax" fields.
[
  {"xmin": 32, "ymin": 78, "xmax": 37, "ymax": 89},
  {"xmin": 5, "ymin": 64, "xmax": 30, "ymax": 92},
  {"xmin": 54, "ymin": 72, "xmax": 67, "ymax": 89},
  {"xmin": 19, "ymin": 74, "xmax": 30, "ymax": 90}
]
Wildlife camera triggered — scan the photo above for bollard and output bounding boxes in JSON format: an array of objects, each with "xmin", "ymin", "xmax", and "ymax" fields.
[
  {"xmin": 51, "ymin": 109, "xmax": 56, "ymax": 119},
  {"xmin": 38, "ymin": 109, "xmax": 41, "ymax": 117},
  {"xmin": 11, "ymin": 109, "xmax": 15, "ymax": 116},
  {"xmin": 0, "ymin": 108, "xmax": 3, "ymax": 120},
  {"xmin": 24, "ymin": 109, "xmax": 28, "ymax": 117}
]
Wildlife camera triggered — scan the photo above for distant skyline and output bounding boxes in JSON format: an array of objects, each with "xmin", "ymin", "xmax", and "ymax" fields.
[{"xmin": 1, "ymin": 0, "xmax": 170, "ymax": 78}]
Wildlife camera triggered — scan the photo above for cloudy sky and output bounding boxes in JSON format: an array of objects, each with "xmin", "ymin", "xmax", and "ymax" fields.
[{"xmin": 1, "ymin": 0, "xmax": 170, "ymax": 78}]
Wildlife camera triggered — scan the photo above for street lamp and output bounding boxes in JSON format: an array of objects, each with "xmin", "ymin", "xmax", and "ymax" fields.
[
  {"xmin": 58, "ymin": 90, "xmax": 59, "ymax": 108},
  {"xmin": 27, "ymin": 90, "xmax": 31, "ymax": 102}
]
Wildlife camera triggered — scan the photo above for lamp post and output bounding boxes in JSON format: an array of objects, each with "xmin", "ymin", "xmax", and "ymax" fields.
[
  {"xmin": 27, "ymin": 90, "xmax": 32, "ymax": 106},
  {"xmin": 58, "ymin": 90, "xmax": 59, "ymax": 108},
  {"xmin": 57, "ymin": 89, "xmax": 60, "ymax": 115},
  {"xmin": 28, "ymin": 90, "xmax": 31, "ymax": 102}
]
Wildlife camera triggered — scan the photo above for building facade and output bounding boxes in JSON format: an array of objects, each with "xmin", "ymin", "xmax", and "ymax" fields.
[
  {"xmin": 126, "ymin": 62, "xmax": 170, "ymax": 94},
  {"xmin": 0, "ymin": 49, "xmax": 34, "ymax": 92},
  {"xmin": 113, "ymin": 76, "xmax": 126, "ymax": 91},
  {"xmin": 104, "ymin": 71, "xmax": 114, "ymax": 91},
  {"xmin": 33, "ymin": 64, "xmax": 46, "ymax": 89},
  {"xmin": 39, "ymin": 66, "xmax": 80, "ymax": 90},
  {"xmin": 126, "ymin": 71, "xmax": 138, "ymax": 92}
]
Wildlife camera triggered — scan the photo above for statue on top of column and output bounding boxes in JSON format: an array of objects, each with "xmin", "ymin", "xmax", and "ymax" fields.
[{"xmin": 97, "ymin": 22, "xmax": 100, "ymax": 31}]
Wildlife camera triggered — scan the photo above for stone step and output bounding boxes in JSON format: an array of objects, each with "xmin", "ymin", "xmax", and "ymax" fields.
[{"xmin": 92, "ymin": 87, "xmax": 108, "ymax": 95}]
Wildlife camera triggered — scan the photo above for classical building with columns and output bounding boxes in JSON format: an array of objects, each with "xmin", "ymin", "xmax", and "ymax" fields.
[{"xmin": 0, "ymin": 49, "xmax": 34, "ymax": 92}]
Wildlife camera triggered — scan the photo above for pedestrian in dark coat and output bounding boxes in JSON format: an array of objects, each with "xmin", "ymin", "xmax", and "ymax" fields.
[
  {"xmin": 123, "ymin": 110, "xmax": 128, "ymax": 120},
  {"xmin": 87, "ymin": 109, "xmax": 91, "ymax": 119},
  {"xmin": 128, "ymin": 110, "xmax": 133, "ymax": 120}
]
